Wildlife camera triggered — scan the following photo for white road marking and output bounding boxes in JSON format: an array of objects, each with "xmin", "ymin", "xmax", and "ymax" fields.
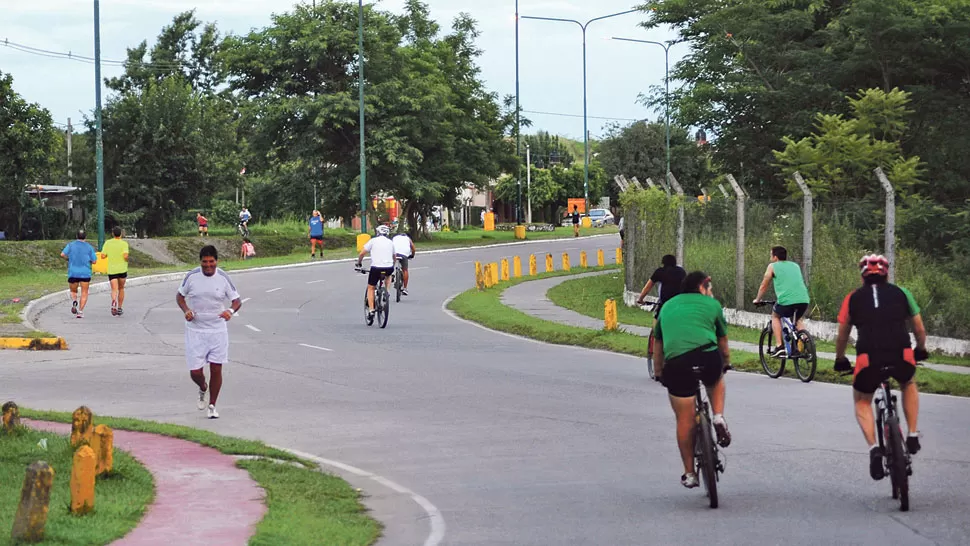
[
  {"xmin": 241, "ymin": 297, "xmax": 252, "ymax": 304},
  {"xmin": 456, "ymin": 260, "xmax": 475, "ymax": 265},
  {"xmin": 410, "ymin": 266, "xmax": 429, "ymax": 271},
  {"xmin": 299, "ymin": 343, "xmax": 333, "ymax": 352},
  {"xmin": 271, "ymin": 446, "xmax": 446, "ymax": 546},
  {"xmin": 306, "ymin": 279, "xmax": 326, "ymax": 284},
  {"xmin": 265, "ymin": 287, "xmax": 282, "ymax": 293},
  {"xmin": 245, "ymin": 324, "xmax": 261, "ymax": 332}
]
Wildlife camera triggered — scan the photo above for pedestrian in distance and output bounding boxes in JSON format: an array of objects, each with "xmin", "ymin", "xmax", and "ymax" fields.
[
  {"xmin": 240, "ymin": 238, "xmax": 256, "ymax": 260},
  {"xmin": 571, "ymin": 205, "xmax": 581, "ymax": 238},
  {"xmin": 101, "ymin": 226, "xmax": 130, "ymax": 316},
  {"xmin": 309, "ymin": 210, "xmax": 324, "ymax": 258},
  {"xmin": 176, "ymin": 245, "xmax": 242, "ymax": 420},
  {"xmin": 60, "ymin": 229, "xmax": 98, "ymax": 319},
  {"xmin": 197, "ymin": 212, "xmax": 208, "ymax": 237}
]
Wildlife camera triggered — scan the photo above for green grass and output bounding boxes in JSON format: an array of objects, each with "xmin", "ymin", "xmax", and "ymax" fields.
[
  {"xmin": 0, "ymin": 427, "xmax": 154, "ymax": 546},
  {"xmin": 448, "ymin": 271, "xmax": 970, "ymax": 397},
  {"xmin": 19, "ymin": 409, "xmax": 382, "ymax": 545}
]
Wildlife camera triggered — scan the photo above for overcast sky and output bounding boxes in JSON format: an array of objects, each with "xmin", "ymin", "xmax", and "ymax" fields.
[{"xmin": 1, "ymin": 0, "xmax": 682, "ymax": 140}]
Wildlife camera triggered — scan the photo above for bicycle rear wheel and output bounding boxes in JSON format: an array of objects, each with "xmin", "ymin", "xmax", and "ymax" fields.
[
  {"xmin": 793, "ymin": 330, "xmax": 817, "ymax": 383},
  {"xmin": 759, "ymin": 326, "xmax": 785, "ymax": 378},
  {"xmin": 887, "ymin": 417, "xmax": 909, "ymax": 511},
  {"xmin": 646, "ymin": 332, "xmax": 656, "ymax": 380},
  {"xmin": 696, "ymin": 411, "xmax": 719, "ymax": 508},
  {"xmin": 363, "ymin": 290, "xmax": 374, "ymax": 326},
  {"xmin": 395, "ymin": 269, "xmax": 402, "ymax": 302},
  {"xmin": 377, "ymin": 289, "xmax": 390, "ymax": 329}
]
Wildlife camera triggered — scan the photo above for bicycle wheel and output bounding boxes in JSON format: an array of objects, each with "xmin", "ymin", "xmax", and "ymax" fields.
[
  {"xmin": 696, "ymin": 411, "xmax": 719, "ymax": 509},
  {"xmin": 793, "ymin": 330, "xmax": 817, "ymax": 383},
  {"xmin": 646, "ymin": 332, "xmax": 656, "ymax": 380},
  {"xmin": 887, "ymin": 417, "xmax": 909, "ymax": 511},
  {"xmin": 363, "ymin": 290, "xmax": 374, "ymax": 326},
  {"xmin": 759, "ymin": 326, "xmax": 785, "ymax": 378},
  {"xmin": 395, "ymin": 270, "xmax": 402, "ymax": 302},
  {"xmin": 377, "ymin": 289, "xmax": 390, "ymax": 329}
]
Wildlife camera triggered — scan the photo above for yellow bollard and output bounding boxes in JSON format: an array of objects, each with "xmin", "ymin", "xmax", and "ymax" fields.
[
  {"xmin": 616, "ymin": 247, "xmax": 623, "ymax": 265},
  {"xmin": 529, "ymin": 254, "xmax": 537, "ymax": 276},
  {"xmin": 513, "ymin": 256, "xmax": 522, "ymax": 278},
  {"xmin": 580, "ymin": 251, "xmax": 588, "ymax": 268},
  {"xmin": 11, "ymin": 461, "xmax": 54, "ymax": 542},
  {"xmin": 501, "ymin": 259, "xmax": 510, "ymax": 281},
  {"xmin": 2, "ymin": 400, "xmax": 21, "ymax": 434},
  {"xmin": 604, "ymin": 299, "xmax": 618, "ymax": 331},
  {"xmin": 582, "ymin": 216, "xmax": 592, "ymax": 228},
  {"xmin": 483, "ymin": 264, "xmax": 494, "ymax": 288},
  {"xmin": 91, "ymin": 425, "xmax": 114, "ymax": 476},
  {"xmin": 490, "ymin": 262, "xmax": 499, "ymax": 285},
  {"xmin": 597, "ymin": 249, "xmax": 604, "ymax": 267},
  {"xmin": 545, "ymin": 253, "xmax": 554, "ymax": 272},
  {"xmin": 484, "ymin": 212, "xmax": 496, "ymax": 231},
  {"xmin": 562, "ymin": 253, "xmax": 571, "ymax": 271},
  {"xmin": 475, "ymin": 261, "xmax": 485, "ymax": 290},
  {"xmin": 514, "ymin": 225, "xmax": 526, "ymax": 240},
  {"xmin": 356, "ymin": 233, "xmax": 371, "ymax": 252},
  {"xmin": 70, "ymin": 445, "xmax": 96, "ymax": 514},
  {"xmin": 71, "ymin": 406, "xmax": 93, "ymax": 448}
]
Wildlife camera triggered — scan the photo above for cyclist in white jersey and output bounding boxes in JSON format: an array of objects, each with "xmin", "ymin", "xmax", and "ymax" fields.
[
  {"xmin": 356, "ymin": 225, "xmax": 395, "ymax": 319},
  {"xmin": 392, "ymin": 232, "xmax": 416, "ymax": 295}
]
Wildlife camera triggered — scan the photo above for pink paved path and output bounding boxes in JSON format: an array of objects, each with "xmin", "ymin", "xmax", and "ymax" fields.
[{"xmin": 26, "ymin": 419, "xmax": 267, "ymax": 546}]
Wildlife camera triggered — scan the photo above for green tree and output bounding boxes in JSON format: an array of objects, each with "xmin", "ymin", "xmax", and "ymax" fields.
[
  {"xmin": 597, "ymin": 120, "xmax": 712, "ymax": 195},
  {"xmin": 522, "ymin": 131, "xmax": 575, "ymax": 168}
]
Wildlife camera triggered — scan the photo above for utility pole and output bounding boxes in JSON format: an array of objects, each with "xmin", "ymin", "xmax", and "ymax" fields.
[
  {"xmin": 94, "ymin": 0, "xmax": 106, "ymax": 250},
  {"xmin": 66, "ymin": 118, "xmax": 73, "ymax": 185},
  {"xmin": 357, "ymin": 0, "xmax": 367, "ymax": 234},
  {"xmin": 526, "ymin": 144, "xmax": 532, "ymax": 224}
]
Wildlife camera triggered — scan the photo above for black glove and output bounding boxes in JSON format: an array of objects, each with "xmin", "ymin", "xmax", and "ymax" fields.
[
  {"xmin": 914, "ymin": 347, "xmax": 929, "ymax": 362},
  {"xmin": 834, "ymin": 357, "xmax": 853, "ymax": 373}
]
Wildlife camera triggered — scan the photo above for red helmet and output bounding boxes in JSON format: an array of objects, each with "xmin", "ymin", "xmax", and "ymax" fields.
[{"xmin": 858, "ymin": 254, "xmax": 889, "ymax": 277}]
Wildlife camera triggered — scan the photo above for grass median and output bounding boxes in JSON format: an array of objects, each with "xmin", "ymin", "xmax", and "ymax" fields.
[
  {"xmin": 19, "ymin": 409, "xmax": 382, "ymax": 546},
  {"xmin": 448, "ymin": 270, "xmax": 970, "ymax": 397}
]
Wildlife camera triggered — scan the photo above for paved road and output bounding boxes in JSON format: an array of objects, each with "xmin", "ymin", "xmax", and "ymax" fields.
[{"xmin": 3, "ymin": 235, "xmax": 970, "ymax": 546}]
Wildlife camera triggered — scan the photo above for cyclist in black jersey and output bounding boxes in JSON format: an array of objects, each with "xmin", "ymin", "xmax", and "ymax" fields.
[
  {"xmin": 834, "ymin": 255, "xmax": 929, "ymax": 480},
  {"xmin": 636, "ymin": 254, "xmax": 687, "ymax": 320}
]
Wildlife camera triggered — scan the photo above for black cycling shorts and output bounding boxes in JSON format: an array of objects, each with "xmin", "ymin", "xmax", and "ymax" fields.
[
  {"xmin": 853, "ymin": 349, "xmax": 917, "ymax": 394},
  {"xmin": 367, "ymin": 267, "xmax": 394, "ymax": 287},
  {"xmin": 310, "ymin": 235, "xmax": 324, "ymax": 242},
  {"xmin": 773, "ymin": 302, "xmax": 808, "ymax": 322},
  {"xmin": 108, "ymin": 272, "xmax": 128, "ymax": 281},
  {"xmin": 68, "ymin": 277, "xmax": 91, "ymax": 284},
  {"xmin": 662, "ymin": 349, "xmax": 724, "ymax": 398}
]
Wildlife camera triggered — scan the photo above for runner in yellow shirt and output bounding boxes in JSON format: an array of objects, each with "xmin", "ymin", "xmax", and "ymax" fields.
[{"xmin": 100, "ymin": 226, "xmax": 130, "ymax": 316}]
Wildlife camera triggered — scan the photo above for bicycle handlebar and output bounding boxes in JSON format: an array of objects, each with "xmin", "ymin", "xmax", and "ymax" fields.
[{"xmin": 754, "ymin": 301, "xmax": 776, "ymax": 307}]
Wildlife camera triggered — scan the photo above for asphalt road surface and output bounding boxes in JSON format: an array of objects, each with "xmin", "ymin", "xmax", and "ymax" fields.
[{"xmin": 3, "ymin": 235, "xmax": 969, "ymax": 546}]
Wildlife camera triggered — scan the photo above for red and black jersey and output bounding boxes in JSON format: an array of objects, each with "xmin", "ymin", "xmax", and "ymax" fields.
[{"xmin": 838, "ymin": 282, "xmax": 920, "ymax": 356}]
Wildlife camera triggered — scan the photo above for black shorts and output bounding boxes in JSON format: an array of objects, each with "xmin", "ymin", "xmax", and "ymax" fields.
[
  {"xmin": 367, "ymin": 267, "xmax": 394, "ymax": 287},
  {"xmin": 311, "ymin": 235, "xmax": 323, "ymax": 242},
  {"xmin": 395, "ymin": 255, "xmax": 409, "ymax": 271},
  {"xmin": 662, "ymin": 349, "xmax": 724, "ymax": 398},
  {"xmin": 853, "ymin": 350, "xmax": 917, "ymax": 394},
  {"xmin": 68, "ymin": 277, "xmax": 91, "ymax": 284},
  {"xmin": 108, "ymin": 272, "xmax": 128, "ymax": 281},
  {"xmin": 773, "ymin": 302, "xmax": 808, "ymax": 321}
]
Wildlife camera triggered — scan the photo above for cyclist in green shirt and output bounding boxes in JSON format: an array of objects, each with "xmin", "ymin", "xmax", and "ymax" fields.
[
  {"xmin": 753, "ymin": 246, "xmax": 810, "ymax": 357},
  {"xmin": 654, "ymin": 271, "xmax": 732, "ymax": 489}
]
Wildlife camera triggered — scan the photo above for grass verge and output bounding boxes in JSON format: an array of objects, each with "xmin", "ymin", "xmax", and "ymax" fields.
[
  {"xmin": 19, "ymin": 409, "xmax": 382, "ymax": 545},
  {"xmin": 448, "ymin": 271, "xmax": 970, "ymax": 397},
  {"xmin": 0, "ymin": 427, "xmax": 153, "ymax": 546}
]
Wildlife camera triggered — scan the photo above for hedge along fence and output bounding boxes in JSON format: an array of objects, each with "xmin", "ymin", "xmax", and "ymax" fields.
[{"xmin": 620, "ymin": 186, "xmax": 970, "ymax": 339}]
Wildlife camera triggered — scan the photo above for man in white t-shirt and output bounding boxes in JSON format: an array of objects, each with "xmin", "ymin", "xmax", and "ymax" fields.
[
  {"xmin": 176, "ymin": 245, "xmax": 242, "ymax": 419},
  {"xmin": 356, "ymin": 224, "xmax": 395, "ymax": 321},
  {"xmin": 392, "ymin": 232, "xmax": 416, "ymax": 295}
]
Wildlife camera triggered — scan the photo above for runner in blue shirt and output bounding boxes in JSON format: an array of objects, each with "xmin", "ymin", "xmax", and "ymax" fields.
[
  {"xmin": 309, "ymin": 210, "xmax": 325, "ymax": 258},
  {"xmin": 60, "ymin": 230, "xmax": 98, "ymax": 318}
]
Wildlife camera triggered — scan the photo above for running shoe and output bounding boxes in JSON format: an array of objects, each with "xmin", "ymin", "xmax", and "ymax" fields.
[
  {"xmin": 681, "ymin": 473, "xmax": 699, "ymax": 488},
  {"xmin": 401, "ymin": 288, "xmax": 409, "ymax": 296},
  {"xmin": 111, "ymin": 301, "xmax": 118, "ymax": 316},
  {"xmin": 197, "ymin": 389, "xmax": 207, "ymax": 410},
  {"xmin": 713, "ymin": 416, "xmax": 732, "ymax": 448},
  {"xmin": 76, "ymin": 311, "xmax": 84, "ymax": 319},
  {"xmin": 71, "ymin": 300, "xmax": 78, "ymax": 314},
  {"xmin": 870, "ymin": 446, "xmax": 885, "ymax": 480},
  {"xmin": 907, "ymin": 434, "xmax": 921, "ymax": 455},
  {"xmin": 117, "ymin": 308, "xmax": 124, "ymax": 316},
  {"xmin": 207, "ymin": 404, "xmax": 219, "ymax": 419},
  {"xmin": 771, "ymin": 346, "xmax": 788, "ymax": 358}
]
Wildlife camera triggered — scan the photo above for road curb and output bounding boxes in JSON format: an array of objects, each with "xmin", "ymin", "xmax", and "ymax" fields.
[{"xmin": 0, "ymin": 337, "xmax": 67, "ymax": 350}]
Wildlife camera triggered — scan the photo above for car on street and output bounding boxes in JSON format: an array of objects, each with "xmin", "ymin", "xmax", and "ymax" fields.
[{"xmin": 587, "ymin": 208, "xmax": 615, "ymax": 227}]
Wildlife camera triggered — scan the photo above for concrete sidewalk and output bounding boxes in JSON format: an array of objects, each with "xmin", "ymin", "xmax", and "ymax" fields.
[{"xmin": 501, "ymin": 271, "xmax": 970, "ymax": 376}]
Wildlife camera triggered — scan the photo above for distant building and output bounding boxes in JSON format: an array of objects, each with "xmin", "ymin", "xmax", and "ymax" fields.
[{"xmin": 23, "ymin": 184, "xmax": 84, "ymax": 222}]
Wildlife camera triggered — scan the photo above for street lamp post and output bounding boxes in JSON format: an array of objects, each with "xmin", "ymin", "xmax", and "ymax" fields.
[
  {"xmin": 611, "ymin": 37, "xmax": 672, "ymax": 177},
  {"xmin": 526, "ymin": 144, "xmax": 532, "ymax": 224},
  {"xmin": 358, "ymin": 0, "xmax": 367, "ymax": 233},
  {"xmin": 93, "ymin": 0, "xmax": 105, "ymax": 249},
  {"xmin": 515, "ymin": 0, "xmax": 522, "ymax": 225},
  {"xmin": 520, "ymin": 9, "xmax": 637, "ymax": 214}
]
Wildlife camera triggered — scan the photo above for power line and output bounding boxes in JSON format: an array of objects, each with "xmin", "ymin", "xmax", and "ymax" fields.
[
  {"xmin": 1, "ymin": 38, "xmax": 187, "ymax": 71},
  {"xmin": 523, "ymin": 109, "xmax": 641, "ymax": 123}
]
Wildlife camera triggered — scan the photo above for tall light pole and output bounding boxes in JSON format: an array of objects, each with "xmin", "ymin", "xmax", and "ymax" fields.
[
  {"xmin": 521, "ymin": 9, "xmax": 637, "ymax": 214},
  {"xmin": 514, "ymin": 0, "xmax": 522, "ymax": 224},
  {"xmin": 526, "ymin": 143, "xmax": 532, "ymax": 224},
  {"xmin": 612, "ymin": 37, "xmax": 672, "ymax": 177},
  {"xmin": 93, "ymin": 0, "xmax": 105, "ymax": 249},
  {"xmin": 358, "ymin": 0, "xmax": 367, "ymax": 233}
]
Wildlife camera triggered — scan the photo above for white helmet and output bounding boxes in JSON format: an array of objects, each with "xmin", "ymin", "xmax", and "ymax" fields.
[{"xmin": 376, "ymin": 225, "xmax": 390, "ymax": 237}]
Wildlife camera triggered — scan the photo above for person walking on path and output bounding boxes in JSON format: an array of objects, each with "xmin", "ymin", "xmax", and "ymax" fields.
[
  {"xmin": 309, "ymin": 210, "xmax": 325, "ymax": 258},
  {"xmin": 571, "ymin": 205, "xmax": 581, "ymax": 238},
  {"xmin": 197, "ymin": 212, "xmax": 209, "ymax": 237},
  {"xmin": 60, "ymin": 230, "xmax": 98, "ymax": 319},
  {"xmin": 176, "ymin": 245, "xmax": 242, "ymax": 420},
  {"xmin": 101, "ymin": 226, "xmax": 130, "ymax": 316}
]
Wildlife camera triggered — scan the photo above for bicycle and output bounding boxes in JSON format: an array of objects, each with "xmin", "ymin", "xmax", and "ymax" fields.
[
  {"xmin": 754, "ymin": 301, "xmax": 817, "ymax": 382},
  {"xmin": 690, "ymin": 362, "xmax": 725, "ymax": 509},
  {"xmin": 237, "ymin": 221, "xmax": 250, "ymax": 238},
  {"xmin": 356, "ymin": 266, "xmax": 390, "ymax": 328},
  {"xmin": 639, "ymin": 301, "xmax": 660, "ymax": 380},
  {"xmin": 392, "ymin": 256, "xmax": 406, "ymax": 303}
]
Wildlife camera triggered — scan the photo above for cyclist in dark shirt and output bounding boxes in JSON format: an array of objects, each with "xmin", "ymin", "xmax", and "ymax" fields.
[
  {"xmin": 636, "ymin": 254, "xmax": 687, "ymax": 319},
  {"xmin": 834, "ymin": 254, "xmax": 929, "ymax": 480}
]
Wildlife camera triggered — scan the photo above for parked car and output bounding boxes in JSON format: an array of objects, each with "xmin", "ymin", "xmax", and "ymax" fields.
[{"xmin": 587, "ymin": 208, "xmax": 615, "ymax": 227}]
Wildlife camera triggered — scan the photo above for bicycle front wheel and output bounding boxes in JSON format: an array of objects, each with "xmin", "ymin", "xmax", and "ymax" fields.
[
  {"xmin": 793, "ymin": 330, "xmax": 817, "ymax": 383},
  {"xmin": 647, "ymin": 332, "xmax": 656, "ymax": 380},
  {"xmin": 696, "ymin": 412, "xmax": 719, "ymax": 509},
  {"xmin": 759, "ymin": 326, "xmax": 785, "ymax": 378},
  {"xmin": 887, "ymin": 419, "xmax": 909, "ymax": 511},
  {"xmin": 377, "ymin": 289, "xmax": 390, "ymax": 329}
]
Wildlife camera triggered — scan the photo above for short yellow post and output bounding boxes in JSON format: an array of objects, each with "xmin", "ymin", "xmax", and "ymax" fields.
[
  {"xmin": 483, "ymin": 264, "xmax": 494, "ymax": 288},
  {"xmin": 3, "ymin": 400, "xmax": 21, "ymax": 434},
  {"xmin": 11, "ymin": 461, "xmax": 54, "ymax": 542},
  {"xmin": 484, "ymin": 212, "xmax": 496, "ymax": 231},
  {"xmin": 91, "ymin": 425, "xmax": 114, "ymax": 476},
  {"xmin": 71, "ymin": 406, "xmax": 93, "ymax": 448},
  {"xmin": 501, "ymin": 259, "xmax": 510, "ymax": 281},
  {"xmin": 604, "ymin": 299, "xmax": 618, "ymax": 331},
  {"xmin": 356, "ymin": 233, "xmax": 371, "ymax": 252},
  {"xmin": 475, "ymin": 262, "xmax": 485, "ymax": 290},
  {"xmin": 489, "ymin": 262, "xmax": 499, "ymax": 285},
  {"xmin": 529, "ymin": 255, "xmax": 537, "ymax": 276},
  {"xmin": 580, "ymin": 251, "xmax": 588, "ymax": 268},
  {"xmin": 70, "ymin": 445, "xmax": 96, "ymax": 514},
  {"xmin": 514, "ymin": 225, "xmax": 526, "ymax": 240},
  {"xmin": 616, "ymin": 247, "xmax": 623, "ymax": 265},
  {"xmin": 597, "ymin": 249, "xmax": 605, "ymax": 267},
  {"xmin": 513, "ymin": 256, "xmax": 522, "ymax": 278},
  {"xmin": 582, "ymin": 216, "xmax": 592, "ymax": 228},
  {"xmin": 545, "ymin": 253, "xmax": 554, "ymax": 272},
  {"xmin": 562, "ymin": 253, "xmax": 571, "ymax": 271}
]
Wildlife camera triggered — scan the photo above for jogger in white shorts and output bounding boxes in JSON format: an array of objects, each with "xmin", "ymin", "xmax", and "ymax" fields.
[{"xmin": 176, "ymin": 245, "xmax": 242, "ymax": 419}]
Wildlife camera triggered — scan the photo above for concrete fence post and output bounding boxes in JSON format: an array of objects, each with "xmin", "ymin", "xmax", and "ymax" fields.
[
  {"xmin": 666, "ymin": 172, "xmax": 685, "ymax": 267},
  {"xmin": 726, "ymin": 174, "xmax": 746, "ymax": 309},
  {"xmin": 874, "ymin": 167, "xmax": 896, "ymax": 282},
  {"xmin": 639, "ymin": 177, "xmax": 655, "ymax": 190},
  {"xmin": 12, "ymin": 461, "xmax": 54, "ymax": 542},
  {"xmin": 792, "ymin": 172, "xmax": 814, "ymax": 285},
  {"xmin": 717, "ymin": 184, "xmax": 730, "ymax": 199}
]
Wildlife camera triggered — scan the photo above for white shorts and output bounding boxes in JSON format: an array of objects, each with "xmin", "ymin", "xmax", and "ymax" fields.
[{"xmin": 184, "ymin": 328, "xmax": 229, "ymax": 370}]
